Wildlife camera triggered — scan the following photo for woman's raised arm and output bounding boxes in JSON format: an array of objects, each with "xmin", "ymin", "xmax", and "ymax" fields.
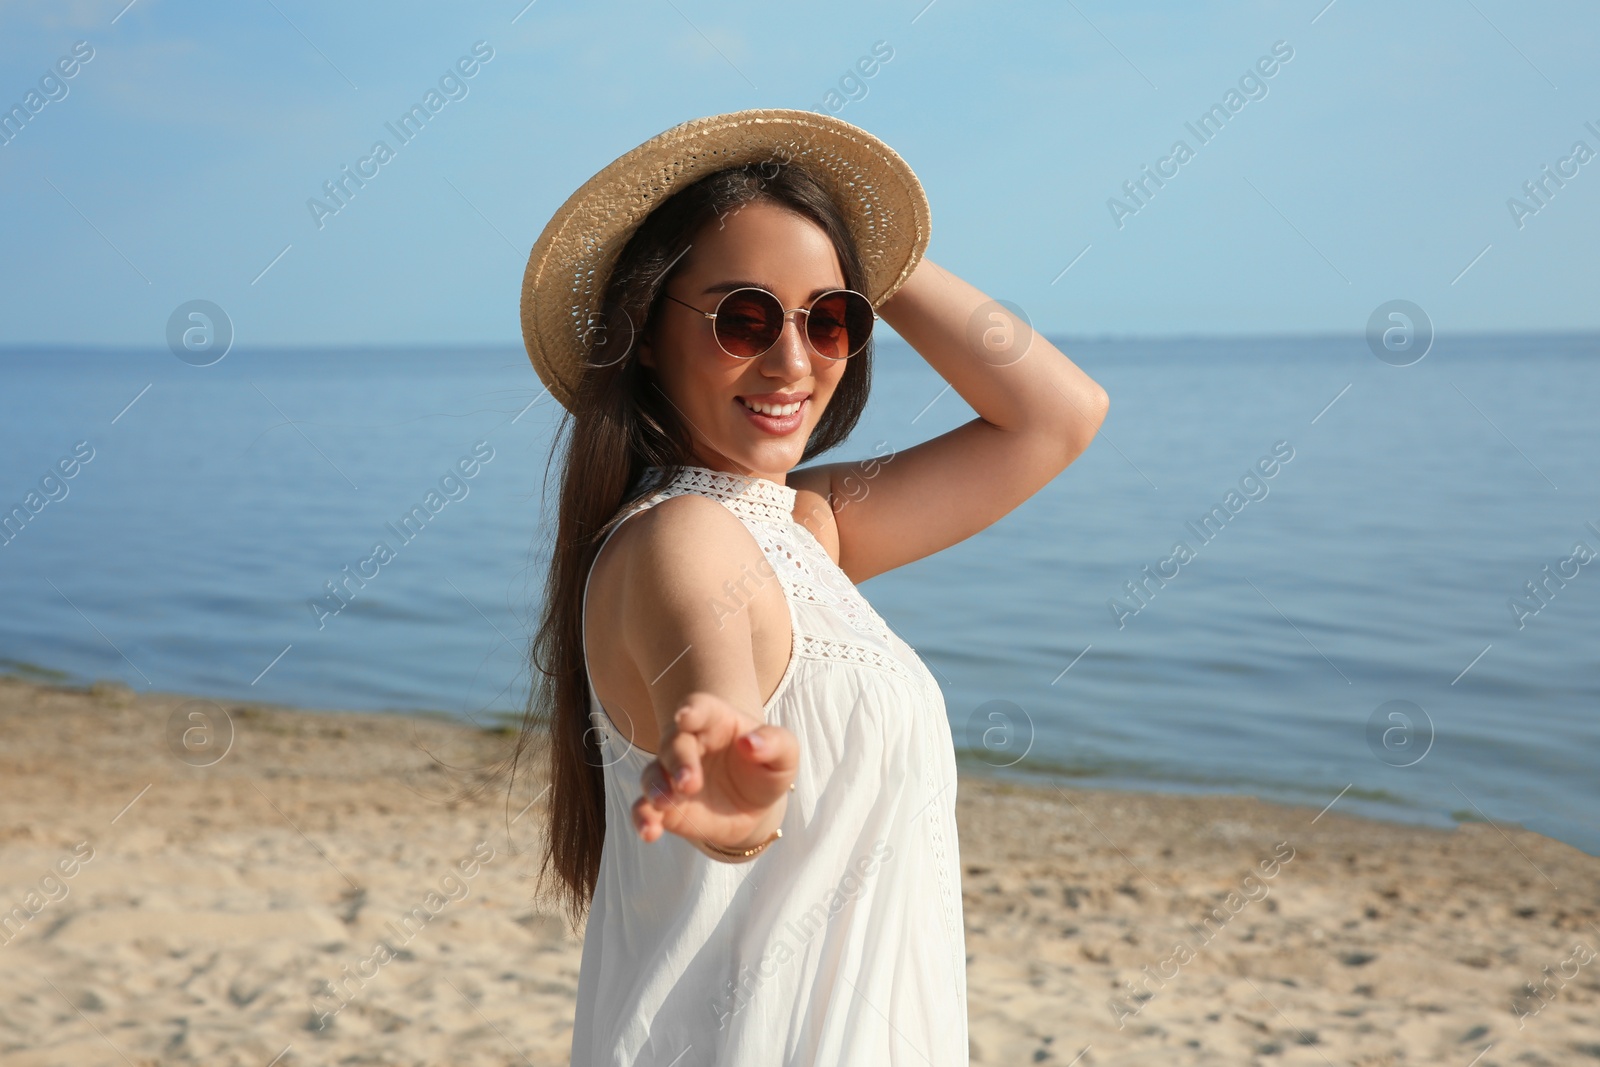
[{"xmin": 791, "ymin": 255, "xmax": 1110, "ymax": 581}]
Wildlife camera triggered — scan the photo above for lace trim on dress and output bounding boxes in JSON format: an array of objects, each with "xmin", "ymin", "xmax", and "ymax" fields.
[
  {"xmin": 795, "ymin": 632, "xmax": 917, "ymax": 683},
  {"xmin": 750, "ymin": 519, "xmax": 898, "ymax": 649},
  {"xmin": 785, "ymin": 523, "xmax": 898, "ymax": 645},
  {"xmin": 639, "ymin": 465, "xmax": 796, "ymax": 527}
]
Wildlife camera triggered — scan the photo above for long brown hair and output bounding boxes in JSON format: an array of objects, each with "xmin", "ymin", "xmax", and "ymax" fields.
[{"xmin": 497, "ymin": 159, "xmax": 877, "ymax": 931}]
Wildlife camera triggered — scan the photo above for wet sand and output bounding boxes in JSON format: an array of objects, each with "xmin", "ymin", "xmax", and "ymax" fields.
[{"xmin": 1, "ymin": 674, "xmax": 1596, "ymax": 1065}]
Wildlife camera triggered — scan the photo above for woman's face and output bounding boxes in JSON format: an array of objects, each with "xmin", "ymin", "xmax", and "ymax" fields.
[{"xmin": 638, "ymin": 198, "xmax": 853, "ymax": 483}]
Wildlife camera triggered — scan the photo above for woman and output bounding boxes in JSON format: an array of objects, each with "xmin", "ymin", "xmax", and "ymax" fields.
[{"xmin": 508, "ymin": 109, "xmax": 1109, "ymax": 1064}]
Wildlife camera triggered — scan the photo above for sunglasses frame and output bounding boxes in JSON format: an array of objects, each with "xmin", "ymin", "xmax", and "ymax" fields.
[{"xmin": 662, "ymin": 286, "xmax": 876, "ymax": 362}]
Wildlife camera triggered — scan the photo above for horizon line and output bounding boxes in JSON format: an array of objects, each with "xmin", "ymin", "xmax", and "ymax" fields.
[{"xmin": 3, "ymin": 326, "xmax": 1598, "ymax": 354}]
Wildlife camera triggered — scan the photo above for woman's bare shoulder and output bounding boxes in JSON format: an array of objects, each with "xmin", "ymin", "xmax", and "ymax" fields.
[
  {"xmin": 587, "ymin": 491, "xmax": 775, "ymax": 628},
  {"xmin": 602, "ymin": 491, "xmax": 764, "ymax": 569},
  {"xmin": 585, "ymin": 491, "xmax": 787, "ymax": 752}
]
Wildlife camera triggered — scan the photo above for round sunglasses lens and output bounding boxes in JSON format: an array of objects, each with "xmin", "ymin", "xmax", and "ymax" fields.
[
  {"xmin": 806, "ymin": 291, "xmax": 874, "ymax": 360},
  {"xmin": 713, "ymin": 289, "xmax": 784, "ymax": 358}
]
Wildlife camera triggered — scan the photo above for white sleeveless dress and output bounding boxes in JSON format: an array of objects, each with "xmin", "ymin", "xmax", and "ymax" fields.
[{"xmin": 569, "ymin": 464, "xmax": 968, "ymax": 1066}]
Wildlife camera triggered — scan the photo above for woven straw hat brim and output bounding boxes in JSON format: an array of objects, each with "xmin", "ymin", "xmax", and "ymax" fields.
[{"xmin": 520, "ymin": 108, "xmax": 931, "ymax": 412}]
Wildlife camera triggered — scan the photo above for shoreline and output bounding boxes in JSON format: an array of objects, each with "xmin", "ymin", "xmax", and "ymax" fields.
[
  {"xmin": 3, "ymin": 675, "xmax": 1597, "ymax": 1064},
  {"xmin": 5, "ymin": 657, "xmax": 1554, "ymax": 855}
]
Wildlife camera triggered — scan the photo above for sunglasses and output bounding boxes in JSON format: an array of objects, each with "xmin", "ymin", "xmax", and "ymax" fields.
[{"xmin": 662, "ymin": 286, "xmax": 875, "ymax": 361}]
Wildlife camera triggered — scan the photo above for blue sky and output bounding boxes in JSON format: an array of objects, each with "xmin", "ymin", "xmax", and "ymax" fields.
[{"xmin": 1, "ymin": 0, "xmax": 1595, "ymax": 346}]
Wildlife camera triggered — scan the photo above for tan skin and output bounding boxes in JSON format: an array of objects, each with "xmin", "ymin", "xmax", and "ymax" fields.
[{"xmin": 582, "ymin": 199, "xmax": 1110, "ymax": 862}]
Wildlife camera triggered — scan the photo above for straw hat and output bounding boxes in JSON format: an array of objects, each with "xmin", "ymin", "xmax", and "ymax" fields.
[{"xmin": 520, "ymin": 108, "xmax": 931, "ymax": 412}]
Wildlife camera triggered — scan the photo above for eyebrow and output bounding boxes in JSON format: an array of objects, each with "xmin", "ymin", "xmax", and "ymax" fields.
[{"xmin": 700, "ymin": 280, "xmax": 843, "ymax": 300}]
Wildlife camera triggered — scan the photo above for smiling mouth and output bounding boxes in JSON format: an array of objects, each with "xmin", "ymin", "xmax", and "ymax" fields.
[
  {"xmin": 737, "ymin": 396, "xmax": 807, "ymax": 417},
  {"xmin": 734, "ymin": 394, "xmax": 809, "ymax": 435}
]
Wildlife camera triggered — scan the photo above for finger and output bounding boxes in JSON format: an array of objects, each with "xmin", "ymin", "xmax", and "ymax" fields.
[
  {"xmin": 645, "ymin": 783, "xmax": 702, "ymax": 842},
  {"xmin": 639, "ymin": 759, "xmax": 716, "ymax": 842},
  {"xmin": 652, "ymin": 739, "xmax": 682, "ymax": 793},
  {"xmin": 639, "ymin": 761, "xmax": 673, "ymax": 807},
  {"xmin": 671, "ymin": 692, "xmax": 715, "ymax": 736},
  {"xmin": 632, "ymin": 794, "xmax": 663, "ymax": 842},
  {"xmin": 736, "ymin": 725, "xmax": 800, "ymax": 795},
  {"xmin": 666, "ymin": 728, "xmax": 703, "ymax": 794},
  {"xmin": 737, "ymin": 723, "xmax": 799, "ymax": 774},
  {"xmin": 635, "ymin": 768, "xmax": 677, "ymax": 843}
]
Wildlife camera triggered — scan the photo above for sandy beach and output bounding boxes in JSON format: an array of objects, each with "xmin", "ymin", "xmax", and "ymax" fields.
[{"xmin": 1, "ymin": 672, "xmax": 1596, "ymax": 1066}]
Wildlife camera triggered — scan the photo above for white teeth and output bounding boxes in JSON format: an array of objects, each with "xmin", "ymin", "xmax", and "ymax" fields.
[{"xmin": 740, "ymin": 398, "xmax": 803, "ymax": 417}]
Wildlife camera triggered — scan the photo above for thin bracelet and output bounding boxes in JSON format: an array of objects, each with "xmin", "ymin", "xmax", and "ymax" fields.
[
  {"xmin": 702, "ymin": 781, "xmax": 794, "ymax": 860},
  {"xmin": 703, "ymin": 827, "xmax": 782, "ymax": 859}
]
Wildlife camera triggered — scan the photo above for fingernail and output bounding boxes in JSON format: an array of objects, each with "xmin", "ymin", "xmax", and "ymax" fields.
[
  {"xmin": 674, "ymin": 766, "xmax": 690, "ymax": 786},
  {"xmin": 743, "ymin": 731, "xmax": 764, "ymax": 751}
]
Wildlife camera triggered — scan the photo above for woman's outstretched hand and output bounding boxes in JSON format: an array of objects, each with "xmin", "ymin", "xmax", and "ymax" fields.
[{"xmin": 632, "ymin": 691, "xmax": 798, "ymax": 856}]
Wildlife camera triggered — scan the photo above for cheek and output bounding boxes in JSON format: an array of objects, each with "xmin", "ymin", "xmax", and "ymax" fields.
[
  {"xmin": 668, "ymin": 353, "xmax": 742, "ymax": 416},
  {"xmin": 818, "ymin": 364, "xmax": 850, "ymax": 407}
]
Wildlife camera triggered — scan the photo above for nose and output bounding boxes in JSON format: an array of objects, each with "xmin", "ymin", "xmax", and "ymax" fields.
[{"xmin": 759, "ymin": 310, "xmax": 815, "ymax": 377}]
